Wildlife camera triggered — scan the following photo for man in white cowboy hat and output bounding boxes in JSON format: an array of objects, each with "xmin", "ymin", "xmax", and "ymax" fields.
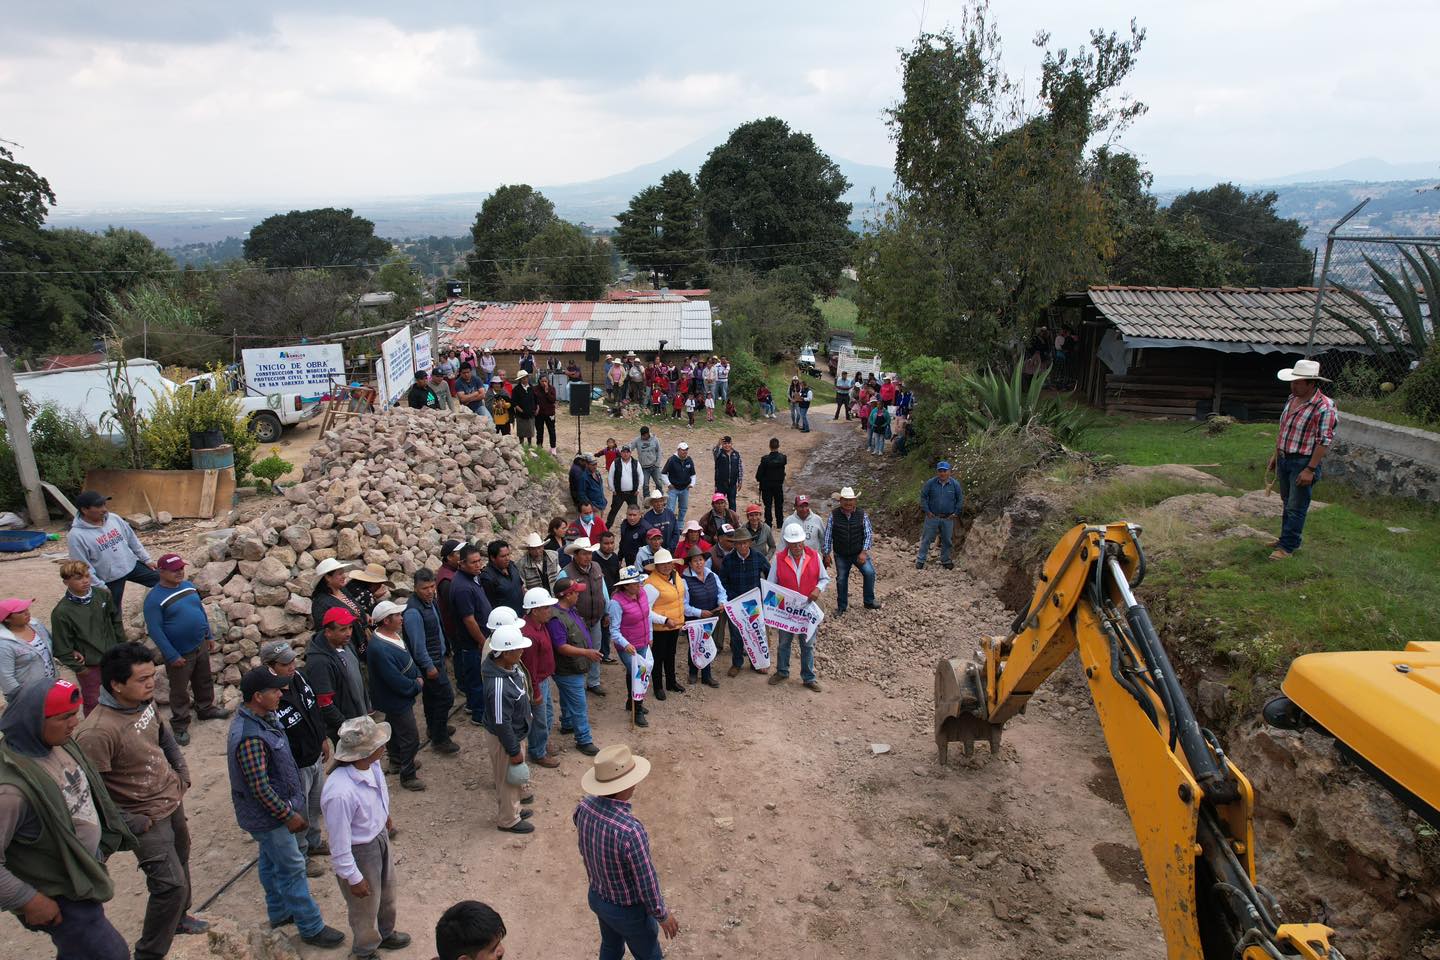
[
  {"xmin": 320, "ymin": 716, "xmax": 412, "ymax": 959},
  {"xmin": 823, "ymin": 487, "xmax": 880, "ymax": 615},
  {"xmin": 767, "ymin": 523, "xmax": 832, "ymax": 692},
  {"xmin": 479, "ymin": 624, "xmax": 537, "ymax": 834},
  {"xmin": 563, "ymin": 537, "xmax": 613, "ymax": 686},
  {"xmin": 366, "ymin": 601, "xmax": 424, "ymax": 791},
  {"xmin": 639, "ymin": 486, "xmax": 679, "ymax": 551},
  {"xmin": 574, "ymin": 744, "xmax": 679, "ymax": 959},
  {"xmin": 518, "ymin": 532, "xmax": 559, "ymax": 592},
  {"xmin": 1268, "ymin": 358, "xmax": 1339, "ymax": 560}
]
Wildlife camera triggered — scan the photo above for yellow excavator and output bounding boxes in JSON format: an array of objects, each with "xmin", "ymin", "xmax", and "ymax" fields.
[{"xmin": 934, "ymin": 522, "xmax": 1439, "ymax": 960}]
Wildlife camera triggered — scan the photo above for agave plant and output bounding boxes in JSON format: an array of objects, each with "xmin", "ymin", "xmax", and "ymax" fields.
[
  {"xmin": 959, "ymin": 360, "xmax": 1101, "ymax": 444},
  {"xmin": 1326, "ymin": 245, "xmax": 1439, "ymax": 362}
]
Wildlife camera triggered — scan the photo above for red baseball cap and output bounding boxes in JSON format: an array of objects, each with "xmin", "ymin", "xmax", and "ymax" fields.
[
  {"xmin": 43, "ymin": 679, "xmax": 81, "ymax": 718},
  {"xmin": 795, "ymin": 495, "xmax": 810, "ymax": 505},
  {"xmin": 646, "ymin": 527, "xmax": 664, "ymax": 539},
  {"xmin": 745, "ymin": 503, "xmax": 763, "ymax": 514},
  {"xmin": 711, "ymin": 492, "xmax": 727, "ymax": 502},
  {"xmin": 322, "ymin": 608, "xmax": 358, "ymax": 627},
  {"xmin": 156, "ymin": 554, "xmax": 186, "ymax": 571}
]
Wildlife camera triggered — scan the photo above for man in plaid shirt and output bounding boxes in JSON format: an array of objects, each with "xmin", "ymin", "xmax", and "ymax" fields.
[
  {"xmin": 574, "ymin": 745, "xmax": 679, "ymax": 959},
  {"xmin": 1268, "ymin": 359, "xmax": 1339, "ymax": 560}
]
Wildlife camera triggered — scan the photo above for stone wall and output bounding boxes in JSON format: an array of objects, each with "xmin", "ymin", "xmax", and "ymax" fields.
[{"xmin": 1325, "ymin": 413, "xmax": 1440, "ymax": 502}]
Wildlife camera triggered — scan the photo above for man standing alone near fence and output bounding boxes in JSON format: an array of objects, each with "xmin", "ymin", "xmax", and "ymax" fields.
[{"xmin": 1268, "ymin": 359, "xmax": 1338, "ymax": 561}]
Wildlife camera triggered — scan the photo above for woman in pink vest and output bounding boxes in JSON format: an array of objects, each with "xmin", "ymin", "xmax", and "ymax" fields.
[
  {"xmin": 765, "ymin": 523, "xmax": 831, "ymax": 692},
  {"xmin": 604, "ymin": 565, "xmax": 654, "ymax": 727}
]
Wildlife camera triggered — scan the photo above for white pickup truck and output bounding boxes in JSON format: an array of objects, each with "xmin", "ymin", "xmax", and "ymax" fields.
[{"xmin": 182, "ymin": 370, "xmax": 323, "ymax": 443}]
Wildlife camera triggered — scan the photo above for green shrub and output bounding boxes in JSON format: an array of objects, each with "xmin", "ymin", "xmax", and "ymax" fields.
[
  {"xmin": 1332, "ymin": 360, "xmax": 1384, "ymax": 400},
  {"xmin": 725, "ymin": 350, "xmax": 766, "ymax": 416},
  {"xmin": 140, "ymin": 365, "xmax": 260, "ymax": 481},
  {"xmin": 250, "ymin": 452, "xmax": 294, "ymax": 492},
  {"xmin": 0, "ymin": 406, "xmax": 128, "ymax": 513},
  {"xmin": 1399, "ymin": 349, "xmax": 1440, "ymax": 425},
  {"xmin": 943, "ymin": 424, "xmax": 1056, "ymax": 513}
]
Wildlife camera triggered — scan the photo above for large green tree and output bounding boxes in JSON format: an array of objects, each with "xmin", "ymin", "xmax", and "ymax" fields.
[
  {"xmin": 858, "ymin": 6, "xmax": 1145, "ymax": 366},
  {"xmin": 614, "ymin": 170, "xmax": 707, "ymax": 288},
  {"xmin": 697, "ymin": 118, "xmax": 852, "ymax": 292},
  {"xmin": 242, "ymin": 207, "xmax": 390, "ymax": 269},
  {"xmin": 494, "ymin": 221, "xmax": 611, "ymax": 301},
  {"xmin": 465, "ymin": 185, "xmax": 557, "ymax": 298},
  {"xmin": 1167, "ymin": 183, "xmax": 1312, "ymax": 286}
]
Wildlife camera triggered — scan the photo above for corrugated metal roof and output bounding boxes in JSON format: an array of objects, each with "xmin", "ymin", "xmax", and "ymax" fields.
[
  {"xmin": 1086, "ymin": 286, "xmax": 1372, "ymax": 348},
  {"xmin": 444, "ymin": 299, "xmax": 712, "ymax": 353}
]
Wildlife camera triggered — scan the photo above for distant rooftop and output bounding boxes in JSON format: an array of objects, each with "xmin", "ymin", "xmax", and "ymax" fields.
[{"xmin": 444, "ymin": 299, "xmax": 713, "ymax": 354}]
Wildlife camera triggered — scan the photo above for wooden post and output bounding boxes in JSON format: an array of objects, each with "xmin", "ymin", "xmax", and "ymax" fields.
[
  {"xmin": 1212, "ymin": 354, "xmax": 1225, "ymax": 416},
  {"xmin": 0, "ymin": 351, "xmax": 49, "ymax": 524}
]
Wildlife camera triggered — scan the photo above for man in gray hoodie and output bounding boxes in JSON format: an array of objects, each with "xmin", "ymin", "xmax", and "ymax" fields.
[
  {"xmin": 629, "ymin": 426, "xmax": 664, "ymax": 501},
  {"xmin": 67, "ymin": 491, "xmax": 159, "ymax": 612}
]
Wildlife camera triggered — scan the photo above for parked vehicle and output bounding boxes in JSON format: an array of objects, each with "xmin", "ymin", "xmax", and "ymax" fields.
[
  {"xmin": 10, "ymin": 359, "xmax": 173, "ymax": 437},
  {"xmin": 182, "ymin": 368, "xmax": 322, "ymax": 443}
]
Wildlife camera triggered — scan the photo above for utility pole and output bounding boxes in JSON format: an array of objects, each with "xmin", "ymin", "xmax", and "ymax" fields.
[{"xmin": 0, "ymin": 350, "xmax": 48, "ymax": 524}]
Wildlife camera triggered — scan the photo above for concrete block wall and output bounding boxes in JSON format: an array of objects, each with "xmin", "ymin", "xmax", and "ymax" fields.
[{"xmin": 1326, "ymin": 413, "xmax": 1440, "ymax": 503}]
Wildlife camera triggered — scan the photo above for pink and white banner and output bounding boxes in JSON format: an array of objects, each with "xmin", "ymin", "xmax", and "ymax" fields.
[
  {"xmin": 684, "ymin": 617, "xmax": 719, "ymax": 670},
  {"xmin": 628, "ymin": 646, "xmax": 655, "ymax": 701},
  {"xmin": 760, "ymin": 581, "xmax": 824, "ymax": 641},
  {"xmin": 722, "ymin": 589, "xmax": 770, "ymax": 669}
]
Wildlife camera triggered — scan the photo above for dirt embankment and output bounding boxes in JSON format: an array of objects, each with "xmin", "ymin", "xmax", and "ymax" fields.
[{"xmin": 959, "ymin": 462, "xmax": 1439, "ymax": 959}]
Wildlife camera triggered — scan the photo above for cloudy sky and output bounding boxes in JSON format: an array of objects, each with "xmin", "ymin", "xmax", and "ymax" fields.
[{"xmin": 4, "ymin": 0, "xmax": 1438, "ymax": 208}]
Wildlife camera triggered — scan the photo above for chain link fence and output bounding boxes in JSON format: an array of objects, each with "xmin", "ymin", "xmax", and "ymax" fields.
[{"xmin": 1312, "ymin": 236, "xmax": 1440, "ymax": 429}]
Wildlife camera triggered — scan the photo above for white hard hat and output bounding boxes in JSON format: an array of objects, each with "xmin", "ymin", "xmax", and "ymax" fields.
[
  {"xmin": 486, "ymin": 606, "xmax": 519, "ymax": 631},
  {"xmin": 523, "ymin": 587, "xmax": 557, "ymax": 610},
  {"xmin": 370, "ymin": 600, "xmax": 406, "ymax": 623},
  {"xmin": 488, "ymin": 623, "xmax": 530, "ymax": 653},
  {"xmin": 783, "ymin": 523, "xmax": 807, "ymax": 544}
]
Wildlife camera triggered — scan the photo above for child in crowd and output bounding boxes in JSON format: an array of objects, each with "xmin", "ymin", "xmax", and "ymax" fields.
[
  {"xmin": 684, "ymin": 394, "xmax": 697, "ymax": 427},
  {"xmin": 704, "ymin": 391, "xmax": 715, "ymax": 422}
]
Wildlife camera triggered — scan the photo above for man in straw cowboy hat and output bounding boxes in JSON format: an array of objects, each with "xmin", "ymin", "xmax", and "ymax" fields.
[
  {"xmin": 823, "ymin": 486, "xmax": 880, "ymax": 616},
  {"xmin": 479, "ymin": 624, "xmax": 538, "ymax": 834},
  {"xmin": 574, "ymin": 745, "xmax": 679, "ymax": 959},
  {"xmin": 1268, "ymin": 358, "xmax": 1339, "ymax": 560},
  {"xmin": 320, "ymin": 716, "xmax": 411, "ymax": 960}
]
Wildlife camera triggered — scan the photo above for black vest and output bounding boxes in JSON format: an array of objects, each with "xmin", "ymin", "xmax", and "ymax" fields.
[{"xmin": 830, "ymin": 509, "xmax": 867, "ymax": 559}]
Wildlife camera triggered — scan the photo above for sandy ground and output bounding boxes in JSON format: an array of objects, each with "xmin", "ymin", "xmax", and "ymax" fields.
[{"xmin": 0, "ymin": 402, "xmax": 1166, "ymax": 960}]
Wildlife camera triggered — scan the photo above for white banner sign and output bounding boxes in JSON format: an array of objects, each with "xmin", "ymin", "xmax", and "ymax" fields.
[
  {"xmin": 721, "ymin": 588, "xmax": 770, "ymax": 669},
  {"xmin": 629, "ymin": 646, "xmax": 655, "ymax": 702},
  {"xmin": 684, "ymin": 617, "xmax": 719, "ymax": 670},
  {"xmin": 241, "ymin": 344, "xmax": 344, "ymax": 393},
  {"xmin": 760, "ymin": 581, "xmax": 824, "ymax": 641},
  {"xmin": 379, "ymin": 327, "xmax": 415, "ymax": 406},
  {"xmin": 412, "ymin": 327, "xmax": 433, "ymax": 374}
]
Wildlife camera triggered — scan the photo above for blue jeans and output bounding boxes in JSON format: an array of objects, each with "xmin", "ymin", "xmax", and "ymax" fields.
[
  {"xmin": 1276, "ymin": 454, "xmax": 1319, "ymax": 552},
  {"xmin": 589, "ymin": 890, "xmax": 663, "ymax": 960},
  {"xmin": 834, "ymin": 553, "xmax": 876, "ymax": 612},
  {"xmin": 867, "ymin": 428, "xmax": 885, "ymax": 454},
  {"xmin": 251, "ymin": 824, "xmax": 326, "ymax": 937},
  {"xmin": 105, "ymin": 560, "xmax": 161, "ymax": 613},
  {"xmin": 21, "ymin": 895, "xmax": 129, "ymax": 960},
  {"xmin": 917, "ymin": 517, "xmax": 955, "ymax": 566},
  {"xmin": 668, "ymin": 488, "xmax": 690, "ymax": 525},
  {"xmin": 715, "ymin": 380, "xmax": 729, "ymax": 403},
  {"xmin": 528, "ymin": 678, "xmax": 553, "ymax": 759},
  {"xmin": 798, "ymin": 406, "xmax": 810, "ymax": 430},
  {"xmin": 553, "ymin": 673, "xmax": 594, "ymax": 746},
  {"xmin": 762, "ymin": 399, "xmax": 775, "ymax": 416},
  {"xmin": 776, "ymin": 630, "xmax": 815, "ymax": 683},
  {"xmin": 790, "ymin": 404, "xmax": 801, "ymax": 427},
  {"xmin": 458, "ymin": 649, "xmax": 485, "ymax": 722}
]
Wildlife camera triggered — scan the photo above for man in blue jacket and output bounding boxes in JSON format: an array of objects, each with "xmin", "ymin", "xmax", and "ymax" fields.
[
  {"xmin": 403, "ymin": 570, "xmax": 458, "ymax": 756},
  {"xmin": 917, "ymin": 461, "xmax": 964, "ymax": 570},
  {"xmin": 366, "ymin": 601, "xmax": 424, "ymax": 791},
  {"xmin": 143, "ymin": 554, "xmax": 230, "ymax": 745}
]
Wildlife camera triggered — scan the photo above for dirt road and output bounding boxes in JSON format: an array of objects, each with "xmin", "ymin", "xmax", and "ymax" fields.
[{"xmin": 0, "ymin": 405, "xmax": 1164, "ymax": 959}]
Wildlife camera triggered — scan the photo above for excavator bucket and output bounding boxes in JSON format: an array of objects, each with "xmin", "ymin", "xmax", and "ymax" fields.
[{"xmin": 934, "ymin": 653, "xmax": 1003, "ymax": 764}]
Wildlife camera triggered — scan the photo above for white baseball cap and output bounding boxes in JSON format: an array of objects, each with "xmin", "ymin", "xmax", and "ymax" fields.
[
  {"xmin": 783, "ymin": 523, "xmax": 807, "ymax": 544},
  {"xmin": 677, "ymin": 442, "xmax": 689, "ymax": 450},
  {"xmin": 523, "ymin": 587, "xmax": 557, "ymax": 610},
  {"xmin": 370, "ymin": 600, "xmax": 406, "ymax": 623}
]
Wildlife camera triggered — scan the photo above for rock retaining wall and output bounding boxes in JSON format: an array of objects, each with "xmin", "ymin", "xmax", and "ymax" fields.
[{"xmin": 1326, "ymin": 412, "xmax": 1440, "ymax": 502}]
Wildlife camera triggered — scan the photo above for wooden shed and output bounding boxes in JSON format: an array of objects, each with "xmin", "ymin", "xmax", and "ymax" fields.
[{"xmin": 1058, "ymin": 286, "xmax": 1373, "ymax": 420}]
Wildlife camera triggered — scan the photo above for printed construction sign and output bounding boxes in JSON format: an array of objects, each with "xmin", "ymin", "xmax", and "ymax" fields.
[
  {"xmin": 760, "ymin": 581, "xmax": 824, "ymax": 641},
  {"xmin": 684, "ymin": 617, "xmax": 719, "ymax": 670},
  {"xmin": 412, "ymin": 327, "xmax": 433, "ymax": 374},
  {"xmin": 379, "ymin": 326, "xmax": 415, "ymax": 406},
  {"xmin": 722, "ymin": 588, "xmax": 770, "ymax": 669},
  {"xmin": 242, "ymin": 344, "xmax": 345, "ymax": 393},
  {"xmin": 629, "ymin": 646, "xmax": 654, "ymax": 701}
]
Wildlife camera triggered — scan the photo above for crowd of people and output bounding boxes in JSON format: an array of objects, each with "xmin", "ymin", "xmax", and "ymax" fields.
[{"xmin": 828, "ymin": 371, "xmax": 915, "ymax": 457}]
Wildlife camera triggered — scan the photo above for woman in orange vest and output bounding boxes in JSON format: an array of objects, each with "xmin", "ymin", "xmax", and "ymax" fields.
[
  {"xmin": 765, "ymin": 523, "xmax": 831, "ymax": 692},
  {"xmin": 642, "ymin": 550, "xmax": 687, "ymax": 699}
]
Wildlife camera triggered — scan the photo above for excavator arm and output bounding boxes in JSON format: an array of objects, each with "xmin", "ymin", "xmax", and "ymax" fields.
[{"xmin": 934, "ymin": 523, "xmax": 1343, "ymax": 960}]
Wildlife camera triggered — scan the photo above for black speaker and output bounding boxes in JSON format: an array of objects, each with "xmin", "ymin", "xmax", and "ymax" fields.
[
  {"xmin": 569, "ymin": 382, "xmax": 591, "ymax": 416},
  {"xmin": 584, "ymin": 338, "xmax": 601, "ymax": 362}
]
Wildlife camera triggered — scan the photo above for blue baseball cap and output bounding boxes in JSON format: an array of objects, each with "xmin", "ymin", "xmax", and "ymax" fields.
[{"xmin": 936, "ymin": 461, "xmax": 952, "ymax": 471}]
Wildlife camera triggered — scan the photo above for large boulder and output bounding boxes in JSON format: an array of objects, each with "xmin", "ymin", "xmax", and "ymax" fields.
[{"xmin": 254, "ymin": 556, "xmax": 291, "ymax": 587}]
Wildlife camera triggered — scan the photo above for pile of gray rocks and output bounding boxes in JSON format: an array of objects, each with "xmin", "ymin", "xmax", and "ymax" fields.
[{"xmin": 184, "ymin": 408, "xmax": 566, "ymax": 702}]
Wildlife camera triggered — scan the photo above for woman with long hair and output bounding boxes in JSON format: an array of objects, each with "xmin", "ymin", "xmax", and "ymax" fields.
[{"xmin": 310, "ymin": 559, "xmax": 367, "ymax": 657}]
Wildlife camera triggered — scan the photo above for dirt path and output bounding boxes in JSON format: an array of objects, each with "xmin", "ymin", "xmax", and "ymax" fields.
[{"xmin": 0, "ymin": 406, "xmax": 1164, "ymax": 960}]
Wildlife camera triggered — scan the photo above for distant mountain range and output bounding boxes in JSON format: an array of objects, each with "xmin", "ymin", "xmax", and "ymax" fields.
[{"xmin": 44, "ymin": 139, "xmax": 1438, "ymax": 257}]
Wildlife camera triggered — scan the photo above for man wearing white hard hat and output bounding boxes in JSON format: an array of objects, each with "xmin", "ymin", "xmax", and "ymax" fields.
[
  {"xmin": 366, "ymin": 601, "xmax": 424, "ymax": 791},
  {"xmin": 766, "ymin": 523, "xmax": 832, "ymax": 691},
  {"xmin": 479, "ymin": 624, "xmax": 536, "ymax": 833},
  {"xmin": 1268, "ymin": 358, "xmax": 1339, "ymax": 560},
  {"xmin": 519, "ymin": 588, "xmax": 562, "ymax": 769}
]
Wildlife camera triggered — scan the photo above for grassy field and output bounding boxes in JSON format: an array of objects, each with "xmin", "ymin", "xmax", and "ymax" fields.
[
  {"xmin": 1070, "ymin": 415, "xmax": 1440, "ymax": 684},
  {"xmin": 1331, "ymin": 394, "xmax": 1438, "ymax": 431},
  {"xmin": 817, "ymin": 295, "xmax": 865, "ymax": 338}
]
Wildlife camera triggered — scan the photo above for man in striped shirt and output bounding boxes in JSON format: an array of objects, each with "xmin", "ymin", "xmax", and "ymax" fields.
[
  {"xmin": 574, "ymin": 745, "xmax": 679, "ymax": 960},
  {"xmin": 1268, "ymin": 360, "xmax": 1339, "ymax": 560}
]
